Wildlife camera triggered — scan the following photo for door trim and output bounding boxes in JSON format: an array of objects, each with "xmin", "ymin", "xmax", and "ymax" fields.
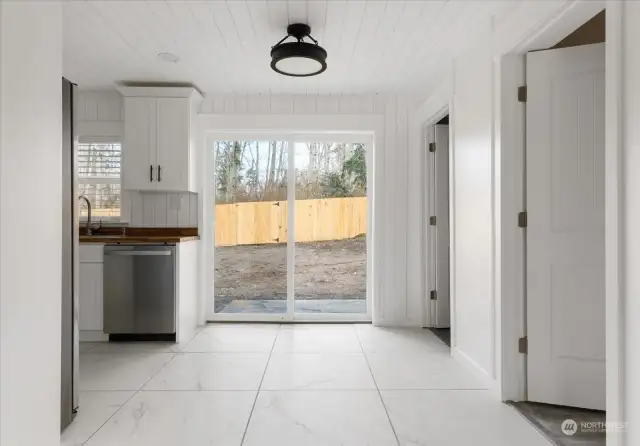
[{"xmin": 422, "ymin": 106, "xmax": 450, "ymax": 329}]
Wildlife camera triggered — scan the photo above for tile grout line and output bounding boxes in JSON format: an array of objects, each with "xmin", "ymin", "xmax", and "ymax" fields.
[
  {"xmin": 83, "ymin": 343, "xmax": 100, "ymax": 354},
  {"xmin": 239, "ymin": 324, "xmax": 281, "ymax": 446},
  {"xmin": 355, "ymin": 327, "xmax": 402, "ymax": 446},
  {"xmin": 80, "ymin": 351, "xmax": 181, "ymax": 445}
]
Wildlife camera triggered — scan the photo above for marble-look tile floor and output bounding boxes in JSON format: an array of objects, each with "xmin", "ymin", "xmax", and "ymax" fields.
[{"xmin": 65, "ymin": 324, "xmax": 552, "ymax": 446}]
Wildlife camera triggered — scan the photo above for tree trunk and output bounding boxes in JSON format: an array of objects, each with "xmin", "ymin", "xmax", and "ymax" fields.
[{"xmin": 268, "ymin": 140, "xmax": 277, "ymax": 196}]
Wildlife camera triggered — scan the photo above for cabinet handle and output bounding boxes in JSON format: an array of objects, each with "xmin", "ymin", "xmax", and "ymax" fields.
[
  {"xmin": 158, "ymin": 165, "xmax": 162, "ymax": 182},
  {"xmin": 150, "ymin": 165, "xmax": 154, "ymax": 182}
]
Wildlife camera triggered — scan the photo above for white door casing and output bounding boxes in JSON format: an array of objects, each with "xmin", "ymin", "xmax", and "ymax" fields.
[{"xmin": 526, "ymin": 43, "xmax": 605, "ymax": 410}]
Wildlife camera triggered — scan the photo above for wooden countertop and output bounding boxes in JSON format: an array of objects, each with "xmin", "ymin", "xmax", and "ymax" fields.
[
  {"xmin": 80, "ymin": 235, "xmax": 199, "ymax": 244},
  {"xmin": 79, "ymin": 227, "xmax": 198, "ymax": 244}
]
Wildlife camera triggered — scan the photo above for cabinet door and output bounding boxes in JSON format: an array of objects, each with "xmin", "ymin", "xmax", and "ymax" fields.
[
  {"xmin": 123, "ymin": 97, "xmax": 157, "ymax": 190},
  {"xmin": 156, "ymin": 97, "xmax": 189, "ymax": 191},
  {"xmin": 79, "ymin": 263, "xmax": 103, "ymax": 331}
]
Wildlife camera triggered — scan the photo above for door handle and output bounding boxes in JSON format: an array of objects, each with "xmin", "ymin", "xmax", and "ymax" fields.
[
  {"xmin": 158, "ymin": 165, "xmax": 162, "ymax": 182},
  {"xmin": 105, "ymin": 251, "xmax": 172, "ymax": 256},
  {"xmin": 150, "ymin": 165, "xmax": 154, "ymax": 182}
]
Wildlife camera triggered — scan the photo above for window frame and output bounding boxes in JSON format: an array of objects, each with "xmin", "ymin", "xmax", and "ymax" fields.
[{"xmin": 77, "ymin": 136, "xmax": 122, "ymax": 222}]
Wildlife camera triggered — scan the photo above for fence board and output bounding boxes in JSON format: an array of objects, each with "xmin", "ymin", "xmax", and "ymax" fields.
[{"xmin": 215, "ymin": 197, "xmax": 366, "ymax": 246}]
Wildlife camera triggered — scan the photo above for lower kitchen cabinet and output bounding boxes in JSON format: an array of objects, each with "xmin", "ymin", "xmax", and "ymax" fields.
[
  {"xmin": 78, "ymin": 240, "xmax": 199, "ymax": 342},
  {"xmin": 79, "ymin": 244, "xmax": 105, "ymax": 336},
  {"xmin": 79, "ymin": 262, "xmax": 103, "ymax": 331}
]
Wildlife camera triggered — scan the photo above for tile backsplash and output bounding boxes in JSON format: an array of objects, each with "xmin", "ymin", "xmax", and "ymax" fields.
[{"xmin": 124, "ymin": 191, "xmax": 198, "ymax": 228}]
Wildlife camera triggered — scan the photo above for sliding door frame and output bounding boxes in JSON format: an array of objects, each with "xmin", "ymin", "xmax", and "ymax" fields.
[{"xmin": 206, "ymin": 131, "xmax": 374, "ymax": 323}]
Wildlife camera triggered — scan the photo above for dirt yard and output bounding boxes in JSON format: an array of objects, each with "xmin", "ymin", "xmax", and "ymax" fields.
[{"xmin": 214, "ymin": 237, "xmax": 366, "ymax": 312}]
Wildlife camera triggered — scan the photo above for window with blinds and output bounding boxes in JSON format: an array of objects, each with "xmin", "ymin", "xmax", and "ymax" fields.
[{"xmin": 78, "ymin": 141, "xmax": 121, "ymax": 219}]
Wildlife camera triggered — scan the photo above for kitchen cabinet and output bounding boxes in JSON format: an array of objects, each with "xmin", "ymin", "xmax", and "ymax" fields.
[
  {"xmin": 79, "ymin": 240, "xmax": 199, "ymax": 343},
  {"xmin": 79, "ymin": 244, "xmax": 105, "ymax": 335},
  {"xmin": 157, "ymin": 98, "xmax": 191, "ymax": 190},
  {"xmin": 123, "ymin": 97, "xmax": 156, "ymax": 191},
  {"xmin": 79, "ymin": 262, "xmax": 103, "ymax": 331},
  {"xmin": 119, "ymin": 87, "xmax": 202, "ymax": 193}
]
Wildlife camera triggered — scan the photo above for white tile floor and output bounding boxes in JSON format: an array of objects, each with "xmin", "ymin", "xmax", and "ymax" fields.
[{"xmin": 65, "ymin": 324, "xmax": 551, "ymax": 446}]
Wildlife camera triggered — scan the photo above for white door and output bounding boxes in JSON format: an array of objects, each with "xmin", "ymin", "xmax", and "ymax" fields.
[
  {"xmin": 526, "ymin": 43, "xmax": 605, "ymax": 410},
  {"xmin": 157, "ymin": 98, "xmax": 189, "ymax": 191},
  {"xmin": 428, "ymin": 124, "xmax": 450, "ymax": 328},
  {"xmin": 122, "ymin": 97, "xmax": 157, "ymax": 191}
]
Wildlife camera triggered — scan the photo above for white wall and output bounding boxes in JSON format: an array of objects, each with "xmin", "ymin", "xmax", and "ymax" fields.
[
  {"xmin": 418, "ymin": 0, "xmax": 607, "ymax": 393},
  {"xmin": 0, "ymin": 3, "xmax": 63, "ymax": 445},
  {"xmin": 76, "ymin": 90, "xmax": 198, "ymax": 227},
  {"xmin": 449, "ymin": 38, "xmax": 496, "ymax": 377},
  {"xmin": 201, "ymin": 94, "xmax": 425, "ymax": 326}
]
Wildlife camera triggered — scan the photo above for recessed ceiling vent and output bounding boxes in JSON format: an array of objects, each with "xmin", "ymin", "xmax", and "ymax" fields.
[{"xmin": 270, "ymin": 23, "xmax": 327, "ymax": 77}]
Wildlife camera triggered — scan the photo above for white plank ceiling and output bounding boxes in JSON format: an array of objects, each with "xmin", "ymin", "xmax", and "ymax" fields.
[{"xmin": 63, "ymin": 0, "xmax": 521, "ymax": 97}]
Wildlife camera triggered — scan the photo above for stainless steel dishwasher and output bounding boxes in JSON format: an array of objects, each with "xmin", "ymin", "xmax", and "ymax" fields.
[{"xmin": 103, "ymin": 245, "xmax": 176, "ymax": 340}]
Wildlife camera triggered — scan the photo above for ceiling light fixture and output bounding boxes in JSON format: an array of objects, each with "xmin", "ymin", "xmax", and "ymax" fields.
[{"xmin": 271, "ymin": 23, "xmax": 327, "ymax": 77}]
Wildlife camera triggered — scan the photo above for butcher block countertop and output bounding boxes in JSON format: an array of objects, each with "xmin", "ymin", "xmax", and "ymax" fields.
[
  {"xmin": 79, "ymin": 227, "xmax": 198, "ymax": 244},
  {"xmin": 80, "ymin": 235, "xmax": 199, "ymax": 244}
]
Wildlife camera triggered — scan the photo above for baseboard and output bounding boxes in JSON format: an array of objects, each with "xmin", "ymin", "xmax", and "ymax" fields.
[
  {"xmin": 79, "ymin": 330, "xmax": 109, "ymax": 342},
  {"xmin": 373, "ymin": 319, "xmax": 423, "ymax": 327},
  {"xmin": 451, "ymin": 346, "xmax": 500, "ymax": 396}
]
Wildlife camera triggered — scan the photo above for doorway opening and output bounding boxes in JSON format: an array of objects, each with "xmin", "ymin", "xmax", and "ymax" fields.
[
  {"xmin": 423, "ymin": 112, "xmax": 452, "ymax": 348},
  {"xmin": 210, "ymin": 134, "xmax": 372, "ymax": 322},
  {"xmin": 510, "ymin": 9, "xmax": 606, "ymax": 446}
]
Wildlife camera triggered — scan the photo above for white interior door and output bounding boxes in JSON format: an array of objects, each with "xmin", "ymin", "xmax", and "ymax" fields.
[
  {"xmin": 430, "ymin": 124, "xmax": 450, "ymax": 328},
  {"xmin": 526, "ymin": 43, "xmax": 605, "ymax": 410}
]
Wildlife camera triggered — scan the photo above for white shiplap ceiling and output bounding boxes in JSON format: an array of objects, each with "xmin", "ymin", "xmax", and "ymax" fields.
[{"xmin": 63, "ymin": 0, "xmax": 522, "ymax": 97}]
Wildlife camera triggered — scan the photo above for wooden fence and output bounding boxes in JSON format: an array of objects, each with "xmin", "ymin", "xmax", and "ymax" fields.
[{"xmin": 215, "ymin": 197, "xmax": 366, "ymax": 247}]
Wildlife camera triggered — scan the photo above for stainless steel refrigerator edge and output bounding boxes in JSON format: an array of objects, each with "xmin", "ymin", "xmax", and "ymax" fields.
[{"xmin": 61, "ymin": 78, "xmax": 79, "ymax": 431}]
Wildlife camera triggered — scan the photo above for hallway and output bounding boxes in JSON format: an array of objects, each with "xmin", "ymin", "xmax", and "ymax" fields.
[{"xmin": 63, "ymin": 324, "xmax": 550, "ymax": 446}]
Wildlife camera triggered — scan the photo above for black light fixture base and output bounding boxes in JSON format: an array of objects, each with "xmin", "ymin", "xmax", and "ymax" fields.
[
  {"xmin": 287, "ymin": 23, "xmax": 311, "ymax": 40},
  {"xmin": 271, "ymin": 23, "xmax": 327, "ymax": 77}
]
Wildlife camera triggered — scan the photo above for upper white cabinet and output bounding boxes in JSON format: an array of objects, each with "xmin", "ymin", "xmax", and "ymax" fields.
[
  {"xmin": 123, "ymin": 97, "xmax": 157, "ymax": 190},
  {"xmin": 119, "ymin": 87, "xmax": 201, "ymax": 192}
]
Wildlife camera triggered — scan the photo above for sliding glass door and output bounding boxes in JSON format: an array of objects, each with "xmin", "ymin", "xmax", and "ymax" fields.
[
  {"xmin": 211, "ymin": 135, "xmax": 370, "ymax": 321},
  {"xmin": 293, "ymin": 141, "xmax": 367, "ymax": 316},
  {"xmin": 213, "ymin": 140, "xmax": 289, "ymax": 315}
]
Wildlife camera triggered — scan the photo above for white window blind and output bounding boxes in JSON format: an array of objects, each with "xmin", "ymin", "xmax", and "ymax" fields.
[{"xmin": 78, "ymin": 140, "xmax": 121, "ymax": 219}]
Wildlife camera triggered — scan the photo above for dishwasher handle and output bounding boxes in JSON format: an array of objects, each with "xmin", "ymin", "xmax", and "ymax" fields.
[{"xmin": 105, "ymin": 250, "xmax": 172, "ymax": 256}]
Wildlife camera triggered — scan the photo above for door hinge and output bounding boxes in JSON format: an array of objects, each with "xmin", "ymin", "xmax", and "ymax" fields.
[
  {"xmin": 518, "ymin": 85, "xmax": 527, "ymax": 103},
  {"xmin": 518, "ymin": 211, "xmax": 527, "ymax": 228},
  {"xmin": 273, "ymin": 202, "xmax": 280, "ymax": 207},
  {"xmin": 272, "ymin": 237, "xmax": 280, "ymax": 243},
  {"xmin": 518, "ymin": 336, "xmax": 528, "ymax": 354},
  {"xmin": 429, "ymin": 216, "xmax": 437, "ymax": 226},
  {"xmin": 430, "ymin": 290, "xmax": 437, "ymax": 300},
  {"xmin": 429, "ymin": 142, "xmax": 436, "ymax": 153}
]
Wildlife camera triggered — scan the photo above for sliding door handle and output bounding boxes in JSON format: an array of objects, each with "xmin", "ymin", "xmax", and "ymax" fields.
[
  {"xmin": 150, "ymin": 165, "xmax": 154, "ymax": 182},
  {"xmin": 158, "ymin": 165, "xmax": 162, "ymax": 182}
]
